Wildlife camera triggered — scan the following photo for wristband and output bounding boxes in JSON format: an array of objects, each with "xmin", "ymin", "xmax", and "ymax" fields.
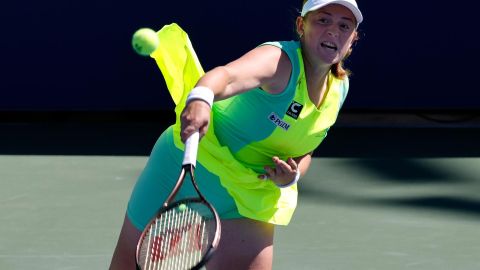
[
  {"xmin": 276, "ymin": 170, "xmax": 300, "ymax": 188},
  {"xmin": 186, "ymin": 86, "xmax": 214, "ymax": 108}
]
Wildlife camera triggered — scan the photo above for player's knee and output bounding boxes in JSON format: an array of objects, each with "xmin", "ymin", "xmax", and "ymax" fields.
[{"xmin": 110, "ymin": 215, "xmax": 142, "ymax": 269}]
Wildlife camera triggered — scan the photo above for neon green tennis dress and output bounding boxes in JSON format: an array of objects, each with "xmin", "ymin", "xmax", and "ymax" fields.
[{"xmin": 134, "ymin": 23, "xmax": 349, "ymax": 226}]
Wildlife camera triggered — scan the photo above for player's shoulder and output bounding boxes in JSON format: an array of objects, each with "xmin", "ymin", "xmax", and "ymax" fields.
[
  {"xmin": 259, "ymin": 40, "xmax": 300, "ymax": 52},
  {"xmin": 258, "ymin": 40, "xmax": 300, "ymax": 69}
]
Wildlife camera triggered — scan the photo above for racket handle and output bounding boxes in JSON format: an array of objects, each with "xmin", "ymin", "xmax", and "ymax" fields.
[{"xmin": 183, "ymin": 131, "xmax": 200, "ymax": 166}]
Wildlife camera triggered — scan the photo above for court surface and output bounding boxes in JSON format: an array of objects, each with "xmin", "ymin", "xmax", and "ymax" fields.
[{"xmin": 1, "ymin": 154, "xmax": 479, "ymax": 270}]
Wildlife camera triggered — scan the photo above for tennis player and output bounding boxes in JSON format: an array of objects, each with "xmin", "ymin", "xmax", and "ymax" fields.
[{"xmin": 110, "ymin": 0, "xmax": 363, "ymax": 269}]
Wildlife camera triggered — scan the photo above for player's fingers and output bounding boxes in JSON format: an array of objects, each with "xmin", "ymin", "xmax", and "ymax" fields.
[
  {"xmin": 180, "ymin": 101, "xmax": 211, "ymax": 142},
  {"xmin": 258, "ymin": 174, "xmax": 268, "ymax": 180},
  {"xmin": 273, "ymin": 157, "xmax": 292, "ymax": 174},
  {"xmin": 269, "ymin": 167, "xmax": 287, "ymax": 184},
  {"xmin": 199, "ymin": 123, "xmax": 210, "ymax": 138},
  {"xmin": 180, "ymin": 123, "xmax": 198, "ymax": 142},
  {"xmin": 287, "ymin": 157, "xmax": 298, "ymax": 172},
  {"xmin": 263, "ymin": 166, "xmax": 275, "ymax": 179}
]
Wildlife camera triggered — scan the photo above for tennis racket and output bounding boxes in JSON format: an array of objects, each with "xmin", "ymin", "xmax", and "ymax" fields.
[{"xmin": 136, "ymin": 131, "xmax": 221, "ymax": 270}]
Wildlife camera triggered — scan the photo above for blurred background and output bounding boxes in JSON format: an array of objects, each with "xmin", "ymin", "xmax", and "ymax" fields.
[{"xmin": 1, "ymin": 1, "xmax": 479, "ymax": 112}]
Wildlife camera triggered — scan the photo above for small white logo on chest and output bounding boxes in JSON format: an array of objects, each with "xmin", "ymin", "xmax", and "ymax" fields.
[
  {"xmin": 268, "ymin": 112, "xmax": 290, "ymax": 131},
  {"xmin": 286, "ymin": 101, "xmax": 303, "ymax": 119}
]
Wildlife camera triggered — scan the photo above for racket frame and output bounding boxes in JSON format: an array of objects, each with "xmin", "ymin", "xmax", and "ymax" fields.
[{"xmin": 135, "ymin": 132, "xmax": 221, "ymax": 270}]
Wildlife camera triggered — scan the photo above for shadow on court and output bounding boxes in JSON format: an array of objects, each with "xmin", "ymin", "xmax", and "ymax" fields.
[{"xmin": 299, "ymin": 158, "xmax": 480, "ymax": 218}]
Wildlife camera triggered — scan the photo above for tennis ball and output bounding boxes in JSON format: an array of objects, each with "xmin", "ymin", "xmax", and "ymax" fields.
[
  {"xmin": 131, "ymin": 28, "xmax": 159, "ymax": 56},
  {"xmin": 178, "ymin": 204, "xmax": 187, "ymax": 212}
]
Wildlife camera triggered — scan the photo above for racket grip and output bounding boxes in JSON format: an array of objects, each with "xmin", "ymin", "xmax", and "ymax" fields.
[{"xmin": 183, "ymin": 131, "xmax": 200, "ymax": 166}]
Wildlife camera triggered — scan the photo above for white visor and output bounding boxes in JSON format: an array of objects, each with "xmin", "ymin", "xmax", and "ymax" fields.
[{"xmin": 301, "ymin": 0, "xmax": 363, "ymax": 25}]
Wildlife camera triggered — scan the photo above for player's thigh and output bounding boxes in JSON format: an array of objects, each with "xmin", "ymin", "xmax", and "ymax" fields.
[{"xmin": 207, "ymin": 218, "xmax": 275, "ymax": 270}]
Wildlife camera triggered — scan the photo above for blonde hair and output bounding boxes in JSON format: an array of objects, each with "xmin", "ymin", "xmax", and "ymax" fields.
[{"xmin": 300, "ymin": 0, "xmax": 359, "ymax": 79}]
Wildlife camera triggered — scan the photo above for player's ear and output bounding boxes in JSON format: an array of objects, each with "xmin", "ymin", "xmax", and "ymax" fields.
[
  {"xmin": 296, "ymin": 16, "xmax": 304, "ymax": 38},
  {"xmin": 349, "ymin": 31, "xmax": 359, "ymax": 48}
]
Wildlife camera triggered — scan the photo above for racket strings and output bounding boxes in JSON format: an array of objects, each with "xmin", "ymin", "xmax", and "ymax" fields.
[{"xmin": 139, "ymin": 204, "xmax": 211, "ymax": 270}]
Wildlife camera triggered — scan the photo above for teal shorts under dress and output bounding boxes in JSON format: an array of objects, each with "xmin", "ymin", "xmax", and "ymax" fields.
[{"xmin": 126, "ymin": 126, "xmax": 242, "ymax": 231}]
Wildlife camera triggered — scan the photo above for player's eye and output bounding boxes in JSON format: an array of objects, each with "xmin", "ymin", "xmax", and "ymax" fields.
[
  {"xmin": 317, "ymin": 17, "xmax": 330, "ymax": 24},
  {"xmin": 340, "ymin": 23, "xmax": 352, "ymax": 32}
]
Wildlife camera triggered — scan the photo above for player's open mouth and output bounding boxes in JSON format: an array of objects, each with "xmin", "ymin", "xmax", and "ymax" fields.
[{"xmin": 321, "ymin": 41, "xmax": 337, "ymax": 51}]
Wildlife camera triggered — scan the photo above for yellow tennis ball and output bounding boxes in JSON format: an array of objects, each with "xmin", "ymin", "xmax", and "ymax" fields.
[
  {"xmin": 131, "ymin": 28, "xmax": 159, "ymax": 56},
  {"xmin": 178, "ymin": 204, "xmax": 187, "ymax": 212}
]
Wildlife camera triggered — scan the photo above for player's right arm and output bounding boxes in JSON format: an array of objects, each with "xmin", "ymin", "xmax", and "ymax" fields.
[
  {"xmin": 201, "ymin": 44, "xmax": 293, "ymax": 98},
  {"xmin": 181, "ymin": 45, "xmax": 292, "ymax": 142}
]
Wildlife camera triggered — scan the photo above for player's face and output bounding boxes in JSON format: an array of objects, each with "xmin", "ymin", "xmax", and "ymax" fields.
[{"xmin": 298, "ymin": 4, "xmax": 357, "ymax": 65}]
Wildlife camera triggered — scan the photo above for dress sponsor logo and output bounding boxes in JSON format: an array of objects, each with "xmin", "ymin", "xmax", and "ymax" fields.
[
  {"xmin": 268, "ymin": 112, "xmax": 290, "ymax": 131},
  {"xmin": 286, "ymin": 101, "xmax": 303, "ymax": 119}
]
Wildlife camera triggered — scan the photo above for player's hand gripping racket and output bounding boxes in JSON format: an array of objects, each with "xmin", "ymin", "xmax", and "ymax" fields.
[{"xmin": 136, "ymin": 131, "xmax": 221, "ymax": 270}]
